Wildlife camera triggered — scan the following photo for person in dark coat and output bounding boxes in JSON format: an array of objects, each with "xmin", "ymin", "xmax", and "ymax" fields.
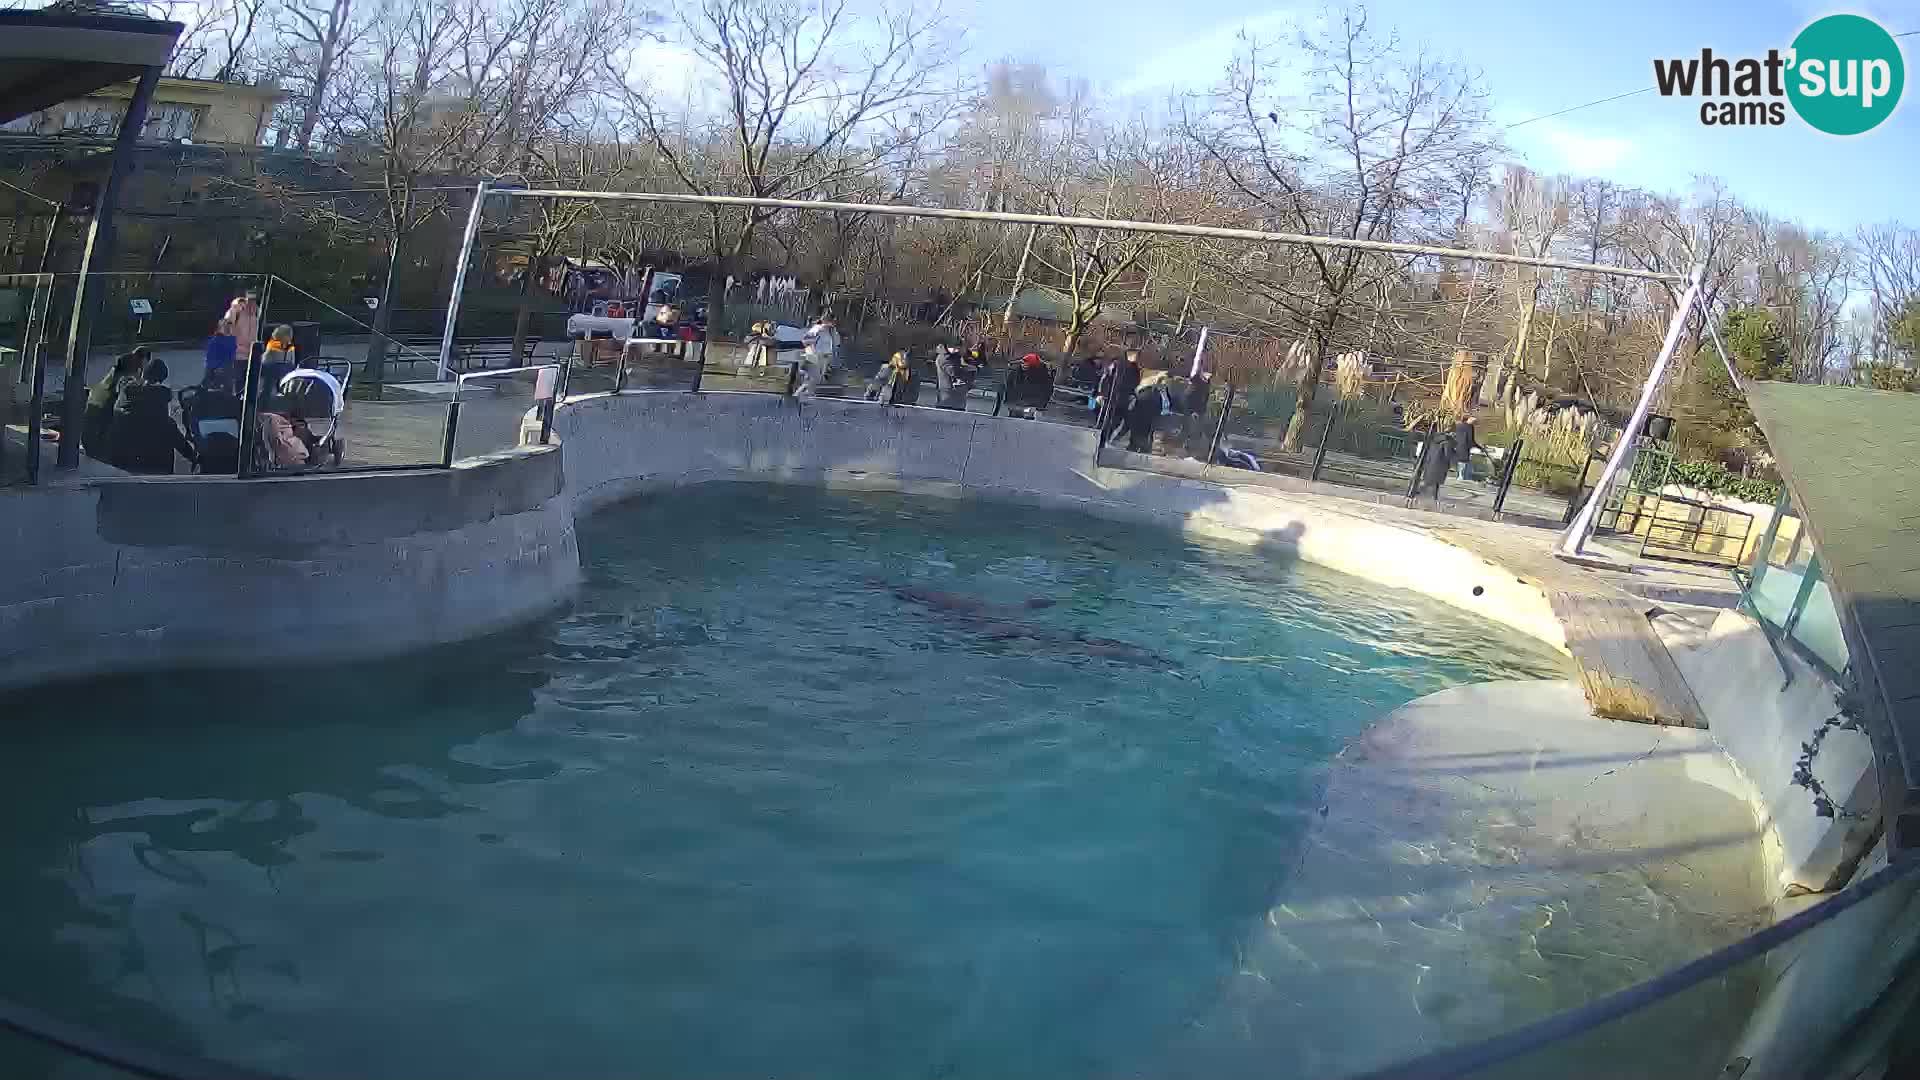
[
  {"xmin": 1098, "ymin": 350, "xmax": 1142, "ymax": 445},
  {"xmin": 1122, "ymin": 381, "xmax": 1166, "ymax": 452},
  {"xmin": 108, "ymin": 357, "xmax": 198, "ymax": 475},
  {"xmin": 1002, "ymin": 353, "xmax": 1055, "ymax": 416},
  {"xmin": 1419, "ymin": 424, "xmax": 1454, "ymax": 497},
  {"xmin": 82, "ymin": 351, "xmax": 144, "ymax": 461},
  {"xmin": 1451, "ymin": 417, "xmax": 1478, "ymax": 481},
  {"xmin": 1180, "ymin": 370, "xmax": 1213, "ymax": 456}
]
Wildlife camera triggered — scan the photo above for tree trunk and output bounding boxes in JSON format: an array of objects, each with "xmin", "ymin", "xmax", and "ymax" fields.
[
  {"xmin": 1511, "ymin": 279, "xmax": 1539, "ymax": 378},
  {"xmin": 510, "ymin": 251, "xmax": 542, "ymax": 367},
  {"xmin": 1281, "ymin": 318, "xmax": 1337, "ymax": 453},
  {"xmin": 1001, "ymin": 225, "xmax": 1038, "ymax": 332},
  {"xmin": 364, "ymin": 237, "xmax": 403, "ymax": 399}
]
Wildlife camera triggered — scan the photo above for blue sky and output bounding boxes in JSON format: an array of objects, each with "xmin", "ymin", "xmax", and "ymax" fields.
[{"xmin": 961, "ymin": 0, "xmax": 1918, "ymax": 234}]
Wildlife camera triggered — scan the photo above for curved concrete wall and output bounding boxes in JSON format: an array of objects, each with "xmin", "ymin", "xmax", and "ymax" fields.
[
  {"xmin": 549, "ymin": 391, "xmax": 1566, "ymax": 649},
  {"xmin": 0, "ymin": 447, "xmax": 580, "ymax": 691}
]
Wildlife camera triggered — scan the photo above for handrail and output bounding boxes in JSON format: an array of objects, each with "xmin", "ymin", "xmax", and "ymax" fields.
[
  {"xmin": 1354, "ymin": 853, "xmax": 1920, "ymax": 1080},
  {"xmin": 452, "ymin": 363, "xmax": 561, "ymax": 400}
]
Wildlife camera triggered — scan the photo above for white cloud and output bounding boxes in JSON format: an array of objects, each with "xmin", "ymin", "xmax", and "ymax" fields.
[
  {"xmin": 1112, "ymin": 9, "xmax": 1295, "ymax": 98},
  {"xmin": 1525, "ymin": 121, "xmax": 1636, "ymax": 174}
]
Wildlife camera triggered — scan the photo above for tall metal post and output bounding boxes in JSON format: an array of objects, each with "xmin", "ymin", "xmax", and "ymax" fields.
[
  {"xmin": 436, "ymin": 181, "xmax": 490, "ymax": 382},
  {"xmin": 1558, "ymin": 264, "xmax": 1705, "ymax": 559},
  {"xmin": 1205, "ymin": 383, "xmax": 1235, "ymax": 467},
  {"xmin": 1406, "ymin": 422, "xmax": 1435, "ymax": 502},
  {"xmin": 57, "ymin": 66, "xmax": 161, "ymax": 468},
  {"xmin": 1310, "ymin": 403, "xmax": 1340, "ymax": 482},
  {"xmin": 1492, "ymin": 437, "xmax": 1524, "ymax": 517}
]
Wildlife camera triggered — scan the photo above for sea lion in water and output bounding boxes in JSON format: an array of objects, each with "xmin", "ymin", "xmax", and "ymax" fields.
[{"xmin": 871, "ymin": 580, "xmax": 1175, "ymax": 669}]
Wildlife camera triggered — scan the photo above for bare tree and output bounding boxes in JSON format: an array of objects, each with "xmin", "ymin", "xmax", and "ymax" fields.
[
  {"xmin": 1857, "ymin": 222, "xmax": 1920, "ymax": 360},
  {"xmin": 608, "ymin": 0, "xmax": 960, "ymax": 326},
  {"xmin": 1185, "ymin": 8, "xmax": 1494, "ymax": 450},
  {"xmin": 275, "ymin": 0, "xmax": 361, "ymax": 150}
]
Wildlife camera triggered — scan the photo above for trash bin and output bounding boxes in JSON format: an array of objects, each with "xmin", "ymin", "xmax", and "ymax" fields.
[{"xmin": 291, "ymin": 321, "xmax": 322, "ymax": 362}]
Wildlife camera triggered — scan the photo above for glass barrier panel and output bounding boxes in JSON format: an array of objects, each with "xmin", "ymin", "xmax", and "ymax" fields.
[{"xmin": 451, "ymin": 368, "xmax": 556, "ymax": 461}]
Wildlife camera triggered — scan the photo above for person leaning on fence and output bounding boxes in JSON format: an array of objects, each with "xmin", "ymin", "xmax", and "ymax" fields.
[
  {"xmin": 867, "ymin": 351, "xmax": 919, "ymax": 406},
  {"xmin": 1003, "ymin": 353, "xmax": 1055, "ymax": 418},
  {"xmin": 261, "ymin": 324, "xmax": 298, "ymax": 388}
]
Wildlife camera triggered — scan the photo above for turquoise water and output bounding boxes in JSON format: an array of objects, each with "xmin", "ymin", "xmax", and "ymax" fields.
[{"xmin": 0, "ymin": 487, "xmax": 1565, "ymax": 1079}]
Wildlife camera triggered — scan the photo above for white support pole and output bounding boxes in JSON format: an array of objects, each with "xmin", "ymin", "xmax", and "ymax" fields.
[
  {"xmin": 1557, "ymin": 263, "xmax": 1705, "ymax": 560},
  {"xmin": 1190, "ymin": 326, "xmax": 1209, "ymax": 377},
  {"xmin": 438, "ymin": 181, "xmax": 490, "ymax": 382}
]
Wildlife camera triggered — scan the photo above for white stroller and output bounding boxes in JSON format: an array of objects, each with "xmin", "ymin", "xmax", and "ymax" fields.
[{"xmin": 269, "ymin": 364, "xmax": 348, "ymax": 468}]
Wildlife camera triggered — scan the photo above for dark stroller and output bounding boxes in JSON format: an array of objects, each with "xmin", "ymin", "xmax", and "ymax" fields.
[{"xmin": 176, "ymin": 384, "xmax": 243, "ymax": 474}]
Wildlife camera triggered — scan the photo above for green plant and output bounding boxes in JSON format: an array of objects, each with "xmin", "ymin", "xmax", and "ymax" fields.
[{"xmin": 1664, "ymin": 458, "xmax": 1781, "ymax": 504}]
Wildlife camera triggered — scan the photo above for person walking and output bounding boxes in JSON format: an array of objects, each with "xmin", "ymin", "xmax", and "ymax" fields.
[
  {"xmin": 108, "ymin": 357, "xmax": 197, "ymax": 474},
  {"xmin": 798, "ymin": 312, "xmax": 839, "ymax": 398},
  {"xmin": 867, "ymin": 351, "xmax": 919, "ymax": 406}
]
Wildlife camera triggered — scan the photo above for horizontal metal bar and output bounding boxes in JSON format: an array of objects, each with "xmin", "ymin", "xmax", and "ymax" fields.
[
  {"xmin": 453, "ymin": 363, "xmax": 562, "ymax": 399},
  {"xmin": 491, "ymin": 188, "xmax": 1688, "ymax": 283}
]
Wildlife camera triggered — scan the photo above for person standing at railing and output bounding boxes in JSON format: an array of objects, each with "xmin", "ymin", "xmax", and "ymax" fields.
[
  {"xmin": 202, "ymin": 315, "xmax": 239, "ymax": 393},
  {"xmin": 108, "ymin": 357, "xmax": 198, "ymax": 475},
  {"xmin": 222, "ymin": 288, "xmax": 260, "ymax": 358},
  {"xmin": 82, "ymin": 350, "xmax": 145, "ymax": 462}
]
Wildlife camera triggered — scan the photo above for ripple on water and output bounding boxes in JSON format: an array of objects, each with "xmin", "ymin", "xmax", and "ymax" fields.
[{"xmin": 0, "ymin": 486, "xmax": 1646, "ymax": 1080}]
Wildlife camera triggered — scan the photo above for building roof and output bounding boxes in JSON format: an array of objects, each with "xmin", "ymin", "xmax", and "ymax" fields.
[
  {"xmin": 0, "ymin": 10, "xmax": 182, "ymax": 125},
  {"xmin": 1745, "ymin": 380, "xmax": 1920, "ymax": 855}
]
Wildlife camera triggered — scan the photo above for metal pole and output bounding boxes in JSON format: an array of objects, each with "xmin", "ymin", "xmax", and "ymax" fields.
[
  {"xmin": 689, "ymin": 338, "xmax": 704, "ymax": 393},
  {"xmin": 1558, "ymin": 263, "xmax": 1705, "ymax": 559},
  {"xmin": 495, "ymin": 189, "xmax": 1687, "ymax": 284},
  {"xmin": 1492, "ymin": 437, "xmax": 1524, "ymax": 516},
  {"xmin": 437, "ymin": 181, "xmax": 490, "ymax": 382},
  {"xmin": 784, "ymin": 355, "xmax": 801, "ymax": 398},
  {"xmin": 21, "ymin": 276, "xmax": 51, "ymax": 483},
  {"xmin": 235, "ymin": 341, "xmax": 264, "ymax": 478},
  {"xmin": 1002, "ymin": 225, "xmax": 1039, "ymax": 331},
  {"xmin": 1189, "ymin": 325, "xmax": 1209, "ymax": 377},
  {"xmin": 1310, "ymin": 402, "xmax": 1340, "ymax": 482},
  {"xmin": 440, "ymin": 398, "xmax": 461, "ymax": 467},
  {"xmin": 1407, "ymin": 423, "xmax": 1435, "ymax": 502},
  {"xmin": 1205, "ymin": 383, "xmax": 1235, "ymax": 467},
  {"xmin": 57, "ymin": 66, "xmax": 161, "ymax": 468},
  {"xmin": 612, "ymin": 337, "xmax": 629, "ymax": 393}
]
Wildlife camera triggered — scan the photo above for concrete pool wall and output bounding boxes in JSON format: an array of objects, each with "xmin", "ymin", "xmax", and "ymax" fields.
[
  {"xmin": 549, "ymin": 390, "xmax": 1568, "ymax": 650},
  {"xmin": 0, "ymin": 447, "xmax": 579, "ymax": 691}
]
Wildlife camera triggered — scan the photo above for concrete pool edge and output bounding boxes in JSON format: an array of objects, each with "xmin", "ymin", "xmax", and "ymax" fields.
[
  {"xmin": 550, "ymin": 391, "xmax": 1569, "ymax": 653},
  {"xmin": 0, "ymin": 446, "xmax": 581, "ymax": 691}
]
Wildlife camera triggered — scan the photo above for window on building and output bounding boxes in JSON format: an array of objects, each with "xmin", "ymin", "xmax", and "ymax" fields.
[
  {"xmin": 143, "ymin": 103, "xmax": 202, "ymax": 141},
  {"xmin": 61, "ymin": 104, "xmax": 122, "ymax": 135}
]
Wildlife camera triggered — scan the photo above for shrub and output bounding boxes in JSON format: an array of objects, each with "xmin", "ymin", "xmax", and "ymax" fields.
[{"xmin": 1664, "ymin": 458, "xmax": 1781, "ymax": 505}]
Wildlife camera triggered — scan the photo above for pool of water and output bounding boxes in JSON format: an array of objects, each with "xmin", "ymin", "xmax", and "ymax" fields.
[{"xmin": 0, "ymin": 487, "xmax": 1569, "ymax": 1079}]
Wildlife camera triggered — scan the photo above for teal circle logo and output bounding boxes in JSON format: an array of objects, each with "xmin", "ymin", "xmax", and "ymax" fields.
[{"xmin": 1787, "ymin": 14, "xmax": 1905, "ymax": 135}]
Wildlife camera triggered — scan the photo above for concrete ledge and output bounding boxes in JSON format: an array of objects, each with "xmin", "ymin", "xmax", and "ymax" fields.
[
  {"xmin": 1657, "ymin": 608, "xmax": 1879, "ymax": 894},
  {"xmin": 1189, "ymin": 680, "xmax": 1769, "ymax": 1077},
  {"xmin": 0, "ymin": 446, "xmax": 580, "ymax": 691},
  {"xmin": 549, "ymin": 392, "xmax": 1567, "ymax": 651}
]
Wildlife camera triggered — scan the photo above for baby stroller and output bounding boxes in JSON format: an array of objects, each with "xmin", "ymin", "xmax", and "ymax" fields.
[
  {"xmin": 266, "ymin": 366, "xmax": 347, "ymax": 469},
  {"xmin": 177, "ymin": 384, "xmax": 244, "ymax": 474}
]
